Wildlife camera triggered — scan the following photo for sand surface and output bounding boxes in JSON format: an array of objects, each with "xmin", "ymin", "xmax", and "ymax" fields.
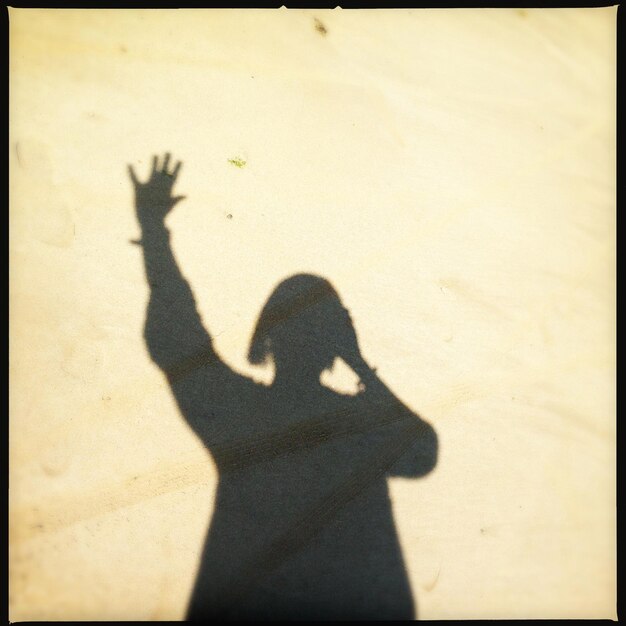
[{"xmin": 9, "ymin": 8, "xmax": 616, "ymax": 620}]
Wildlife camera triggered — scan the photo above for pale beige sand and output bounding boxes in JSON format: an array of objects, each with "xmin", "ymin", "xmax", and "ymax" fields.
[{"xmin": 9, "ymin": 8, "xmax": 616, "ymax": 620}]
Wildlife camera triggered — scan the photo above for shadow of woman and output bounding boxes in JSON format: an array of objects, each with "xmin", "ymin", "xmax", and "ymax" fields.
[{"xmin": 129, "ymin": 154, "xmax": 438, "ymax": 620}]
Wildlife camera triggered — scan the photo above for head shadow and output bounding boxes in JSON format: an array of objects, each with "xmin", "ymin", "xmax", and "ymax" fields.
[{"xmin": 248, "ymin": 273, "xmax": 363, "ymax": 390}]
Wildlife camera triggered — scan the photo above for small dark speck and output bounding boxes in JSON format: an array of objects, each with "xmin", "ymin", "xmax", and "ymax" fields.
[
  {"xmin": 120, "ymin": 45, "xmax": 127, "ymax": 53},
  {"xmin": 480, "ymin": 528, "xmax": 485, "ymax": 534},
  {"xmin": 226, "ymin": 214, "xmax": 233, "ymax": 220},
  {"xmin": 517, "ymin": 9, "xmax": 527, "ymax": 18},
  {"xmin": 314, "ymin": 18, "xmax": 328, "ymax": 35}
]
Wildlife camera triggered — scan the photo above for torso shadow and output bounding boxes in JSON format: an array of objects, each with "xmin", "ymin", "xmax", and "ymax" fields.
[{"xmin": 173, "ymin": 361, "xmax": 436, "ymax": 621}]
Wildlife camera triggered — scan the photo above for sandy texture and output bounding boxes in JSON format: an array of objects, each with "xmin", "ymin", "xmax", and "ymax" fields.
[{"xmin": 9, "ymin": 8, "xmax": 616, "ymax": 620}]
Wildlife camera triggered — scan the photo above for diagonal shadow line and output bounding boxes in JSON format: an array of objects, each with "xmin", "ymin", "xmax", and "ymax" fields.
[
  {"xmin": 214, "ymin": 398, "xmax": 414, "ymax": 473},
  {"xmin": 164, "ymin": 283, "xmax": 338, "ymax": 384}
]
